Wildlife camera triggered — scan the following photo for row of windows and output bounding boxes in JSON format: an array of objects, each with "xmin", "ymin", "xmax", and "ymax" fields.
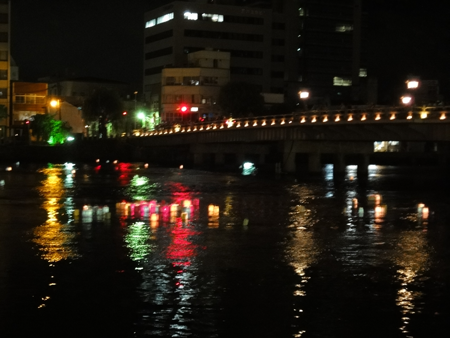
[
  {"xmin": 145, "ymin": 12, "xmax": 174, "ymax": 28},
  {"xmin": 230, "ymin": 67, "xmax": 263, "ymax": 75},
  {"xmin": 163, "ymin": 94, "xmax": 215, "ymax": 104},
  {"xmin": 145, "ymin": 30, "xmax": 173, "ymax": 44},
  {"xmin": 145, "ymin": 47, "xmax": 173, "ymax": 60},
  {"xmin": 164, "ymin": 76, "xmax": 219, "ymax": 86},
  {"xmin": 184, "ymin": 11, "xmax": 264, "ymax": 25},
  {"xmin": 145, "ymin": 66, "xmax": 165, "ymax": 76},
  {"xmin": 184, "ymin": 29, "xmax": 263, "ymax": 42},
  {"xmin": 15, "ymin": 94, "xmax": 46, "ymax": 104}
]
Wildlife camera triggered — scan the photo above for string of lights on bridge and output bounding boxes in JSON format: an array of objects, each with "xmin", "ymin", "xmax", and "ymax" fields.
[{"xmin": 137, "ymin": 106, "xmax": 450, "ymax": 137}]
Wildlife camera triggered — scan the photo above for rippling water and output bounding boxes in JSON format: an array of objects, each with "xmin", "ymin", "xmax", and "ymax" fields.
[{"xmin": 0, "ymin": 162, "xmax": 449, "ymax": 338}]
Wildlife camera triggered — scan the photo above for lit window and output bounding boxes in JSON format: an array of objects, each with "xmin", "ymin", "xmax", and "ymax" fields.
[
  {"xmin": 359, "ymin": 68, "xmax": 367, "ymax": 77},
  {"xmin": 333, "ymin": 77, "xmax": 352, "ymax": 86},
  {"xmin": 202, "ymin": 13, "xmax": 224, "ymax": 22},
  {"xmin": 184, "ymin": 12, "xmax": 198, "ymax": 20},
  {"xmin": 336, "ymin": 24, "xmax": 353, "ymax": 32},
  {"xmin": 145, "ymin": 19, "xmax": 156, "ymax": 28},
  {"xmin": 299, "ymin": 8, "xmax": 305, "ymax": 16},
  {"xmin": 156, "ymin": 13, "xmax": 174, "ymax": 25}
]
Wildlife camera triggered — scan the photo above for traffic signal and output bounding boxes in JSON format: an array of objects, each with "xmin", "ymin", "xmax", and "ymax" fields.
[
  {"xmin": 178, "ymin": 105, "xmax": 189, "ymax": 113},
  {"xmin": 122, "ymin": 111, "xmax": 127, "ymax": 115}
]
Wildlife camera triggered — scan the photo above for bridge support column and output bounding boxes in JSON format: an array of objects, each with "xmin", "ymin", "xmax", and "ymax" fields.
[
  {"xmin": 334, "ymin": 153, "xmax": 346, "ymax": 174},
  {"xmin": 215, "ymin": 153, "xmax": 225, "ymax": 165},
  {"xmin": 308, "ymin": 152, "xmax": 322, "ymax": 174},
  {"xmin": 283, "ymin": 151, "xmax": 296, "ymax": 173},
  {"xmin": 357, "ymin": 154, "xmax": 370, "ymax": 176},
  {"xmin": 193, "ymin": 153, "xmax": 203, "ymax": 166},
  {"xmin": 237, "ymin": 153, "xmax": 245, "ymax": 165}
]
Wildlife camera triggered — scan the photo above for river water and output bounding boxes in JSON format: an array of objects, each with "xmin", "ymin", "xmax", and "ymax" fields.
[{"xmin": 0, "ymin": 161, "xmax": 449, "ymax": 338}]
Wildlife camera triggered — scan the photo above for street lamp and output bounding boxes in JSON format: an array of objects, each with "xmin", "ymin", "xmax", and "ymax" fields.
[
  {"xmin": 50, "ymin": 99, "xmax": 61, "ymax": 120},
  {"xmin": 298, "ymin": 89, "xmax": 310, "ymax": 111},
  {"xmin": 401, "ymin": 95, "xmax": 413, "ymax": 105}
]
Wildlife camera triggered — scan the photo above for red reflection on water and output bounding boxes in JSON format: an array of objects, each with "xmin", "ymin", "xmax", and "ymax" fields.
[
  {"xmin": 165, "ymin": 218, "xmax": 200, "ymax": 267},
  {"xmin": 117, "ymin": 162, "xmax": 134, "ymax": 185}
]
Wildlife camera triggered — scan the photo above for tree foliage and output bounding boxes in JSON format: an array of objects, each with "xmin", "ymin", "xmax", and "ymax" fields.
[
  {"xmin": 217, "ymin": 81, "xmax": 265, "ymax": 117},
  {"xmin": 30, "ymin": 113, "xmax": 71, "ymax": 144}
]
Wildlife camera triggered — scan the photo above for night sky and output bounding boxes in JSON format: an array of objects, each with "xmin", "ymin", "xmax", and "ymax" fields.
[{"xmin": 10, "ymin": 0, "xmax": 450, "ymax": 103}]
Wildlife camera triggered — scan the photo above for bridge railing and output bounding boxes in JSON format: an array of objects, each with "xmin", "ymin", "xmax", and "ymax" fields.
[{"xmin": 138, "ymin": 106, "xmax": 450, "ymax": 137}]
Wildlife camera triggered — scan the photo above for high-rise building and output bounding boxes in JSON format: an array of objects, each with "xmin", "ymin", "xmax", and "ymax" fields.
[
  {"xmin": 143, "ymin": 0, "xmax": 369, "ymax": 117},
  {"xmin": 0, "ymin": 0, "xmax": 10, "ymax": 139}
]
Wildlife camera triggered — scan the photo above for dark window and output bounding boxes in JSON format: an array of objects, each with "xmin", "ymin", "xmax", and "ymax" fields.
[
  {"xmin": 0, "ymin": 69, "xmax": 7, "ymax": 80},
  {"xmin": 0, "ymin": 51, "xmax": 7, "ymax": 61},
  {"xmin": 271, "ymin": 71, "xmax": 284, "ymax": 78},
  {"xmin": 184, "ymin": 29, "xmax": 263, "ymax": 42},
  {"xmin": 272, "ymin": 38, "xmax": 285, "ymax": 46},
  {"xmin": 0, "ymin": 88, "xmax": 7, "ymax": 98},
  {"xmin": 145, "ymin": 30, "xmax": 173, "ymax": 44},
  {"xmin": 223, "ymin": 15, "xmax": 263, "ymax": 25},
  {"xmin": 272, "ymin": 22, "xmax": 285, "ymax": 30},
  {"xmin": 145, "ymin": 47, "xmax": 173, "ymax": 60},
  {"xmin": 271, "ymin": 55, "xmax": 285, "ymax": 62},
  {"xmin": 0, "ymin": 13, "xmax": 8, "ymax": 24},
  {"xmin": 145, "ymin": 66, "xmax": 165, "ymax": 76},
  {"xmin": 0, "ymin": 32, "xmax": 8, "ymax": 43}
]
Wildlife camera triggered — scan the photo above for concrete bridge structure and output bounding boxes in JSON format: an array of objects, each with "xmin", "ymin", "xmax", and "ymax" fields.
[{"xmin": 131, "ymin": 106, "xmax": 450, "ymax": 174}]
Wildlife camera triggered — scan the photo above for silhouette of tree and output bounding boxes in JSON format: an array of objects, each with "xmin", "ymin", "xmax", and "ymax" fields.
[{"xmin": 83, "ymin": 87, "xmax": 123, "ymax": 138}]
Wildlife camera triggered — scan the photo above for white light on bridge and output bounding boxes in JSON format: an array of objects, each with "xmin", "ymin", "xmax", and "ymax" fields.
[
  {"xmin": 375, "ymin": 114, "xmax": 381, "ymax": 120},
  {"xmin": 323, "ymin": 115, "xmax": 328, "ymax": 122},
  {"xmin": 347, "ymin": 115, "xmax": 353, "ymax": 121},
  {"xmin": 407, "ymin": 112, "xmax": 413, "ymax": 119},
  {"xmin": 301, "ymin": 117, "xmax": 306, "ymax": 123},
  {"xmin": 390, "ymin": 113, "xmax": 396, "ymax": 120},
  {"xmin": 262, "ymin": 120, "xmax": 267, "ymax": 126},
  {"xmin": 245, "ymin": 122, "xmax": 249, "ymax": 127},
  {"xmin": 440, "ymin": 112, "xmax": 447, "ymax": 120},
  {"xmin": 361, "ymin": 114, "xmax": 367, "ymax": 121},
  {"xmin": 335, "ymin": 115, "xmax": 340, "ymax": 122},
  {"xmin": 253, "ymin": 121, "xmax": 258, "ymax": 126},
  {"xmin": 311, "ymin": 116, "xmax": 317, "ymax": 123},
  {"xmin": 420, "ymin": 111, "xmax": 428, "ymax": 119}
]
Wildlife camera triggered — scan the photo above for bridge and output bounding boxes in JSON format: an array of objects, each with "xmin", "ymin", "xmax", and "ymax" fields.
[{"xmin": 131, "ymin": 106, "xmax": 450, "ymax": 174}]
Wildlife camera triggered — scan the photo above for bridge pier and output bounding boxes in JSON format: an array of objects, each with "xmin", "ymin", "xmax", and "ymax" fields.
[
  {"xmin": 334, "ymin": 153, "xmax": 346, "ymax": 173},
  {"xmin": 308, "ymin": 152, "xmax": 322, "ymax": 173}
]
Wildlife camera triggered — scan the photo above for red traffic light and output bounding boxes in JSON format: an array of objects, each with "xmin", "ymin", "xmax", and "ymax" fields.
[
  {"xmin": 180, "ymin": 105, "xmax": 188, "ymax": 112},
  {"xmin": 122, "ymin": 111, "xmax": 127, "ymax": 115}
]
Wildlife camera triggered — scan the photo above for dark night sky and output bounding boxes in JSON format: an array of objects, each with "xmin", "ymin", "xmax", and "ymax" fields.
[{"xmin": 10, "ymin": 0, "xmax": 450, "ymax": 103}]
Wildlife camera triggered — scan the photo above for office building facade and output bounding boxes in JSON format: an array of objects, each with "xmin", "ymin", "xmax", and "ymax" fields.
[{"xmin": 143, "ymin": 0, "xmax": 369, "ymax": 117}]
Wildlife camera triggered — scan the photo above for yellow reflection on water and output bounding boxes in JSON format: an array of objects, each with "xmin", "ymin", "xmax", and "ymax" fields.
[
  {"xmin": 391, "ymin": 230, "xmax": 430, "ymax": 335},
  {"xmin": 33, "ymin": 167, "xmax": 80, "ymax": 263},
  {"xmin": 287, "ymin": 185, "xmax": 320, "ymax": 337}
]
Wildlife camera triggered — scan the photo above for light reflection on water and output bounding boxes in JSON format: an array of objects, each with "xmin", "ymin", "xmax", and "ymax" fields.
[{"xmin": 0, "ymin": 163, "xmax": 449, "ymax": 337}]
